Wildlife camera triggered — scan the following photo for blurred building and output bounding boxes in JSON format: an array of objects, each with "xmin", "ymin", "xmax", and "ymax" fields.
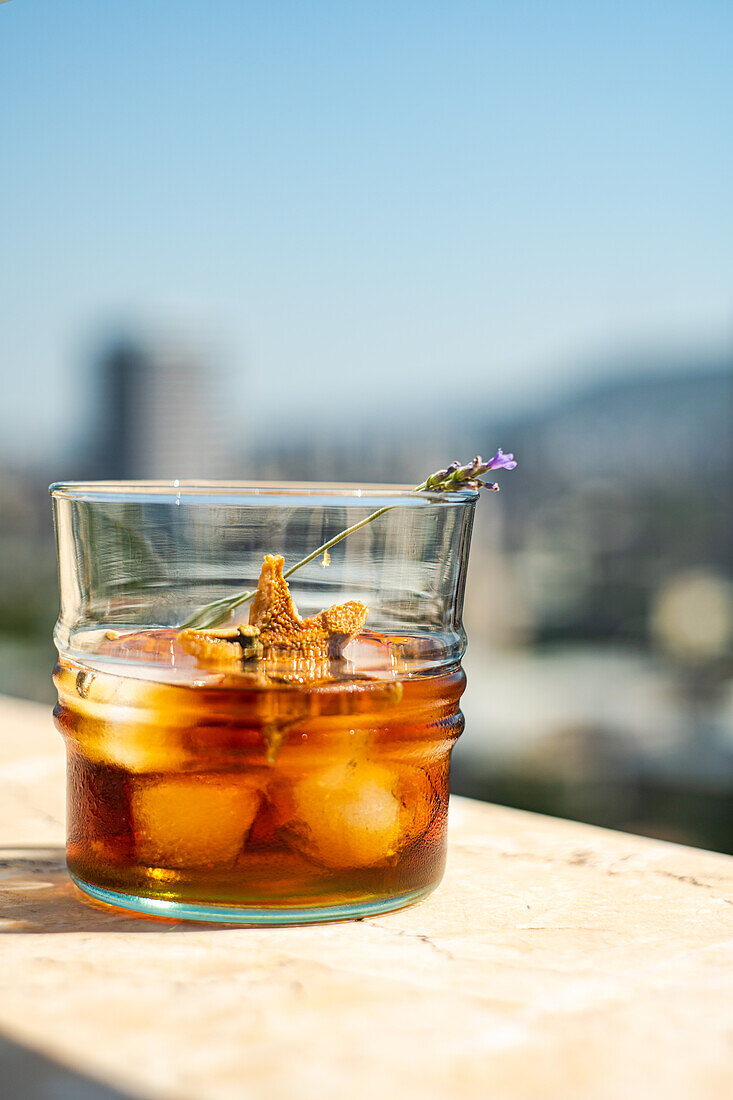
[{"xmin": 92, "ymin": 335, "xmax": 229, "ymax": 480}]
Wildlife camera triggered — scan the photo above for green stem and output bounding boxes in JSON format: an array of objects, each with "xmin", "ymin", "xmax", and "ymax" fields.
[
  {"xmin": 180, "ymin": 503, "xmax": 397, "ymax": 629},
  {"xmin": 179, "ymin": 462, "xmax": 496, "ymax": 629},
  {"xmin": 282, "ymin": 505, "xmax": 392, "ymax": 581}
]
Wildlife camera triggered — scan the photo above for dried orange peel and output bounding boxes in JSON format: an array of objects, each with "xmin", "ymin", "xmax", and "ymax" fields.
[
  {"xmin": 249, "ymin": 554, "xmax": 368, "ymax": 663},
  {"xmin": 178, "ymin": 625, "xmax": 262, "ymax": 666},
  {"xmin": 179, "ymin": 555, "xmax": 368, "ymax": 682}
]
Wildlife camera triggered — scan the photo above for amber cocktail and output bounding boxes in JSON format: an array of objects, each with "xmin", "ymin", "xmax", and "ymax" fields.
[{"xmin": 51, "ymin": 482, "xmax": 476, "ymax": 923}]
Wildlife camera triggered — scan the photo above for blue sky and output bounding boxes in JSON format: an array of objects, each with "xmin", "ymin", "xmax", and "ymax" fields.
[{"xmin": 1, "ymin": 0, "xmax": 731, "ymax": 461}]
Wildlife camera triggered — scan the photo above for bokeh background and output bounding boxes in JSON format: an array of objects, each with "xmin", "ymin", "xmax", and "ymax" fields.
[{"xmin": 2, "ymin": 1, "xmax": 732, "ymax": 851}]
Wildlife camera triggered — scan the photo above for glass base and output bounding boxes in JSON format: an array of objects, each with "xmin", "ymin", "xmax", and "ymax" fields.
[{"xmin": 70, "ymin": 873, "xmax": 436, "ymax": 925}]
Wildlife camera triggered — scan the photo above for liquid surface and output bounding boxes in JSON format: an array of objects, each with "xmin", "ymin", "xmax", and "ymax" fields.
[{"xmin": 54, "ymin": 630, "xmax": 466, "ymax": 912}]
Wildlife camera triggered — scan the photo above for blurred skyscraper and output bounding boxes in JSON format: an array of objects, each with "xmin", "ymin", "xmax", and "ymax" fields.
[{"xmin": 93, "ymin": 334, "xmax": 229, "ymax": 480}]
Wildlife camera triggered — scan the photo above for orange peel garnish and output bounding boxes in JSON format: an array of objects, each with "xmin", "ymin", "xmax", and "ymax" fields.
[
  {"xmin": 249, "ymin": 554, "xmax": 368, "ymax": 679},
  {"xmin": 178, "ymin": 625, "xmax": 262, "ymax": 666}
]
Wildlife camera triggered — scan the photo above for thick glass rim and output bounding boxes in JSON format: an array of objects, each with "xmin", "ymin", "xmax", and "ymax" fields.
[{"xmin": 49, "ymin": 479, "xmax": 478, "ymax": 505}]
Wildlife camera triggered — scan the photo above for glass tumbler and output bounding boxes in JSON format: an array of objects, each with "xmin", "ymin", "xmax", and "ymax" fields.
[{"xmin": 51, "ymin": 482, "xmax": 476, "ymax": 923}]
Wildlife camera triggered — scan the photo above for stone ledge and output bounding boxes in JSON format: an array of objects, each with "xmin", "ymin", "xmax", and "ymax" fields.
[{"xmin": 0, "ymin": 694, "xmax": 731, "ymax": 1100}]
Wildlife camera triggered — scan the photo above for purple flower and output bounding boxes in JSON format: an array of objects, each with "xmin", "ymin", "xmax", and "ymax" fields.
[
  {"xmin": 484, "ymin": 448, "xmax": 517, "ymax": 472},
  {"xmin": 420, "ymin": 449, "xmax": 516, "ymax": 493}
]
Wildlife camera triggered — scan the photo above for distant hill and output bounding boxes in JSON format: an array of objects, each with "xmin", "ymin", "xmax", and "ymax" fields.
[
  {"xmin": 494, "ymin": 359, "xmax": 732, "ymax": 485},
  {"xmin": 233, "ymin": 351, "xmax": 733, "ymax": 491}
]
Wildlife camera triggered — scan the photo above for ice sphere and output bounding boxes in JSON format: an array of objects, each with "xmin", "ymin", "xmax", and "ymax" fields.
[
  {"xmin": 87, "ymin": 721, "xmax": 191, "ymax": 774},
  {"xmin": 132, "ymin": 775, "xmax": 263, "ymax": 869},
  {"xmin": 66, "ymin": 663, "xmax": 177, "ymax": 719},
  {"xmin": 342, "ymin": 632, "xmax": 398, "ymax": 679},
  {"xmin": 275, "ymin": 759, "xmax": 436, "ymax": 869},
  {"xmin": 60, "ymin": 664, "xmax": 204, "ymax": 773}
]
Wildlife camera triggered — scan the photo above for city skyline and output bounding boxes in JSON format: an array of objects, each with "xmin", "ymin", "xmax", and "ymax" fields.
[{"xmin": 1, "ymin": 325, "xmax": 729, "ymax": 473}]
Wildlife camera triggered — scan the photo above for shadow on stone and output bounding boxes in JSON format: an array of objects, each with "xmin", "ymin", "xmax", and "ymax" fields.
[
  {"xmin": 0, "ymin": 1031, "xmax": 141, "ymax": 1099},
  {"xmin": 0, "ymin": 847, "xmax": 221, "ymax": 934}
]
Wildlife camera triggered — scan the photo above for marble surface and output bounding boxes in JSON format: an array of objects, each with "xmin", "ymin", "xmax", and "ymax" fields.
[{"xmin": 0, "ymin": 692, "xmax": 732, "ymax": 1100}]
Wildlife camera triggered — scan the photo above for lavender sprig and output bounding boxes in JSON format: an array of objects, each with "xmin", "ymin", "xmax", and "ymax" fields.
[
  {"xmin": 417, "ymin": 450, "xmax": 517, "ymax": 492},
  {"xmin": 180, "ymin": 450, "xmax": 516, "ymax": 629}
]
